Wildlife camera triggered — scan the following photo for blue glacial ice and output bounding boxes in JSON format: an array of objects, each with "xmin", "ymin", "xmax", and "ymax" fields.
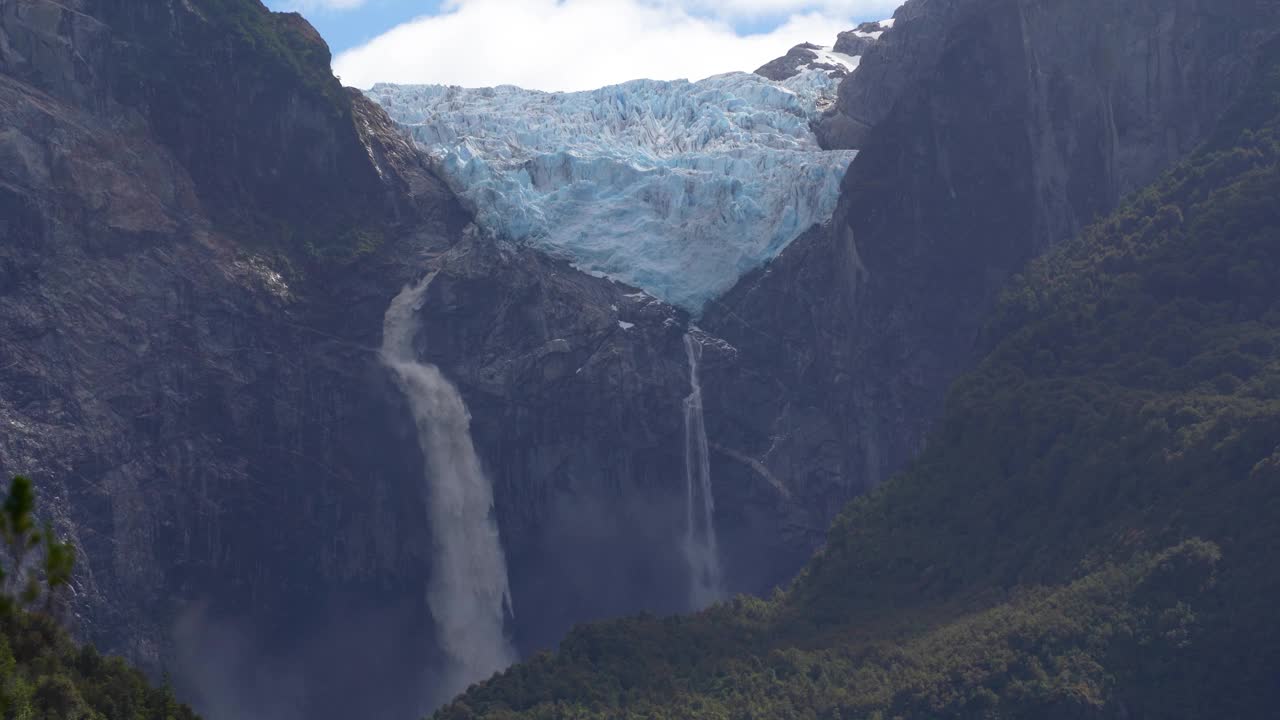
[{"xmin": 366, "ymin": 62, "xmax": 862, "ymax": 312}]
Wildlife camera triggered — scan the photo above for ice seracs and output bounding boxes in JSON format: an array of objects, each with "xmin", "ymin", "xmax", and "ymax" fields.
[{"xmin": 366, "ymin": 24, "xmax": 893, "ymax": 312}]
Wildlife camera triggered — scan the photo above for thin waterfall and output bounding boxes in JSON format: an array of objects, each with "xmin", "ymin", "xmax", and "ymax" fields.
[
  {"xmin": 683, "ymin": 332, "xmax": 725, "ymax": 609},
  {"xmin": 381, "ymin": 274, "xmax": 516, "ymax": 700}
]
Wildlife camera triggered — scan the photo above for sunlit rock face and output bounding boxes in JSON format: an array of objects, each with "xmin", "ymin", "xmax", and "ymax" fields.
[{"xmin": 366, "ymin": 64, "xmax": 864, "ymax": 312}]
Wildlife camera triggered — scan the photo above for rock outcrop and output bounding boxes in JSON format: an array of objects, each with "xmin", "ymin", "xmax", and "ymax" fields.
[
  {"xmin": 755, "ymin": 43, "xmax": 847, "ymax": 81},
  {"xmin": 832, "ymin": 22, "xmax": 886, "ymax": 58}
]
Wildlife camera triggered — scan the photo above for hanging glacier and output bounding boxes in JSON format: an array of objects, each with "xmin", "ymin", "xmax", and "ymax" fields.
[{"xmin": 365, "ymin": 62, "xmax": 863, "ymax": 312}]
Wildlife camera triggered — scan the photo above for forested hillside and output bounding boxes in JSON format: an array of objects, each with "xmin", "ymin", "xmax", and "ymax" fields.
[
  {"xmin": 1, "ymin": 611, "xmax": 199, "ymax": 720},
  {"xmin": 0, "ymin": 476, "xmax": 199, "ymax": 719},
  {"xmin": 435, "ymin": 35, "xmax": 1280, "ymax": 720}
]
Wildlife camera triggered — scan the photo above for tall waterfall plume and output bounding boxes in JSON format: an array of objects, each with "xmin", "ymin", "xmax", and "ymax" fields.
[
  {"xmin": 382, "ymin": 274, "xmax": 516, "ymax": 699},
  {"xmin": 683, "ymin": 332, "xmax": 725, "ymax": 609}
]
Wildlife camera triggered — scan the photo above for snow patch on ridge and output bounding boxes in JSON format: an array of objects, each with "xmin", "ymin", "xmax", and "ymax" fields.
[
  {"xmin": 810, "ymin": 47, "xmax": 861, "ymax": 71},
  {"xmin": 368, "ymin": 65, "xmax": 861, "ymax": 311}
]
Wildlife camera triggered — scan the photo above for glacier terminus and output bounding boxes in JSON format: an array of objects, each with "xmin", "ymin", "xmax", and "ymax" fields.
[{"xmin": 365, "ymin": 31, "xmax": 885, "ymax": 312}]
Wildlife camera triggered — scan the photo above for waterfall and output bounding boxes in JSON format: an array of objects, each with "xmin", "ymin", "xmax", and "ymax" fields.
[
  {"xmin": 682, "ymin": 332, "xmax": 724, "ymax": 609},
  {"xmin": 381, "ymin": 274, "xmax": 516, "ymax": 700}
]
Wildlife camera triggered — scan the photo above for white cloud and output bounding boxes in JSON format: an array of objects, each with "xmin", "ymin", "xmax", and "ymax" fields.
[
  {"xmin": 679, "ymin": 0, "xmax": 898, "ymax": 19},
  {"xmin": 284, "ymin": 0, "xmax": 368, "ymax": 10},
  {"xmin": 332, "ymin": 0, "xmax": 900, "ymax": 92}
]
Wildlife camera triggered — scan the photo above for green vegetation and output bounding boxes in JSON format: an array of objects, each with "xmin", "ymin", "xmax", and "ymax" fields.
[
  {"xmin": 1, "ymin": 476, "xmax": 73, "ymax": 617},
  {"xmin": 0, "ymin": 477, "xmax": 200, "ymax": 720},
  {"xmin": 304, "ymin": 224, "xmax": 388, "ymax": 263},
  {"xmin": 186, "ymin": 0, "xmax": 397, "ymax": 267},
  {"xmin": 433, "ymin": 38, "xmax": 1280, "ymax": 720},
  {"xmin": 191, "ymin": 0, "xmax": 348, "ymax": 108},
  {"xmin": 112, "ymin": 0, "xmax": 347, "ymax": 115}
]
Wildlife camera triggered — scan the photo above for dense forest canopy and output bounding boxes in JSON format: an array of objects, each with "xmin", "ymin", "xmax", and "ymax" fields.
[{"xmin": 0, "ymin": 476, "xmax": 200, "ymax": 719}]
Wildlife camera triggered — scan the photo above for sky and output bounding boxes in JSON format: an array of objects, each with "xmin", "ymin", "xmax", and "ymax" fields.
[{"xmin": 263, "ymin": 0, "xmax": 901, "ymax": 91}]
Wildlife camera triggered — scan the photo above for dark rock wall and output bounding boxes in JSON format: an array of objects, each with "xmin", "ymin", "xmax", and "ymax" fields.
[
  {"xmin": 0, "ymin": 1, "xmax": 471, "ymax": 717},
  {"xmin": 404, "ymin": 236, "xmax": 698, "ymax": 653}
]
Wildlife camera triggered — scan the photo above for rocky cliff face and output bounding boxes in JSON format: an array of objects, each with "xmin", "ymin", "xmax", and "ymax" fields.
[
  {"xmin": 405, "ymin": 235, "xmax": 703, "ymax": 653},
  {"xmin": 700, "ymin": 0, "xmax": 1280, "ymax": 579},
  {"xmin": 0, "ymin": 1, "xmax": 742, "ymax": 715},
  {"xmin": 833, "ymin": 22, "xmax": 888, "ymax": 57},
  {"xmin": 0, "ymin": 1, "xmax": 470, "ymax": 717}
]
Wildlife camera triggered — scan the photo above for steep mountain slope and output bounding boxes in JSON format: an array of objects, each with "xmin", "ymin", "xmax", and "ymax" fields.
[
  {"xmin": 0, "ymin": 1, "xmax": 475, "ymax": 716},
  {"xmin": 435, "ymin": 34, "xmax": 1280, "ymax": 719},
  {"xmin": 698, "ymin": 0, "xmax": 1280, "ymax": 578}
]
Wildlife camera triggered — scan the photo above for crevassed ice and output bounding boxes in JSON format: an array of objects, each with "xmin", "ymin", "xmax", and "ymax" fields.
[{"xmin": 367, "ymin": 66, "xmax": 860, "ymax": 312}]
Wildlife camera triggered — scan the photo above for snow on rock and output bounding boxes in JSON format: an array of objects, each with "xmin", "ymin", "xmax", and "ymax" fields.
[
  {"xmin": 756, "ymin": 41, "xmax": 858, "ymax": 83},
  {"xmin": 835, "ymin": 17, "xmax": 897, "ymax": 57},
  {"xmin": 810, "ymin": 48, "xmax": 861, "ymax": 73},
  {"xmin": 366, "ymin": 55, "xmax": 867, "ymax": 312}
]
